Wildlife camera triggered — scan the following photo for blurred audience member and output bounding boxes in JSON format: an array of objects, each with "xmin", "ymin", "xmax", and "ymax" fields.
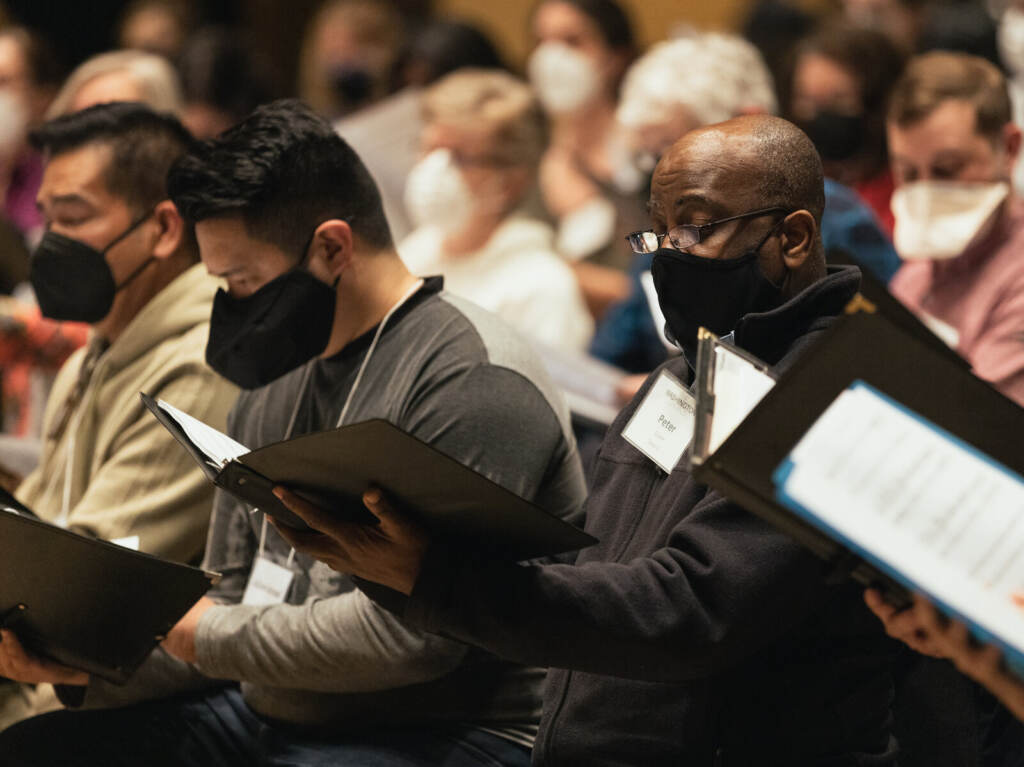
[
  {"xmin": 0, "ymin": 25, "xmax": 63, "ymax": 244},
  {"xmin": 999, "ymin": 0, "xmax": 1024, "ymax": 193},
  {"xmin": 528, "ymin": 0, "xmax": 644, "ymax": 318},
  {"xmin": 742, "ymin": 0, "xmax": 814, "ymax": 101},
  {"xmin": 118, "ymin": 0, "xmax": 196, "ymax": 60},
  {"xmin": 595, "ymin": 33, "xmax": 900, "ymax": 378},
  {"xmin": 788, "ymin": 22, "xmax": 907, "ymax": 234},
  {"xmin": 400, "ymin": 18, "xmax": 505, "ymax": 89},
  {"xmin": 176, "ymin": 26, "xmax": 278, "ymax": 139},
  {"xmin": 400, "ymin": 69, "xmax": 592, "ymax": 351},
  {"xmin": 888, "ymin": 52, "xmax": 1024, "ymax": 406},
  {"xmin": 840, "ymin": 0, "xmax": 926, "ymax": 52},
  {"xmin": 918, "ymin": 1, "xmax": 1000, "ymax": 66},
  {"xmin": 47, "ymin": 49, "xmax": 183, "ymax": 118},
  {"xmin": 298, "ymin": 0, "xmax": 404, "ymax": 120},
  {"xmin": 337, "ymin": 16, "xmax": 506, "ymax": 241}
]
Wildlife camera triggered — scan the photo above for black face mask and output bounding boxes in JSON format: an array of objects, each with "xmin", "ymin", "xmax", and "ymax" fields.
[
  {"xmin": 205, "ymin": 260, "xmax": 337, "ymax": 390},
  {"xmin": 30, "ymin": 213, "xmax": 155, "ymax": 323},
  {"xmin": 798, "ymin": 110, "xmax": 867, "ymax": 162},
  {"xmin": 331, "ymin": 65, "xmax": 373, "ymax": 110},
  {"xmin": 651, "ymin": 226, "xmax": 785, "ymax": 356}
]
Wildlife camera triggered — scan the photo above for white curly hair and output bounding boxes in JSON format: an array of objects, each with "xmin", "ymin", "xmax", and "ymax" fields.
[{"xmin": 617, "ymin": 33, "xmax": 778, "ymax": 129}]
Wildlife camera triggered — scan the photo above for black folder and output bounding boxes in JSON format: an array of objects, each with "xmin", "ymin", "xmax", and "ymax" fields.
[
  {"xmin": 143, "ymin": 395, "xmax": 596, "ymax": 561},
  {"xmin": 690, "ymin": 298, "xmax": 1024, "ymax": 609},
  {"xmin": 0, "ymin": 504, "xmax": 215, "ymax": 684}
]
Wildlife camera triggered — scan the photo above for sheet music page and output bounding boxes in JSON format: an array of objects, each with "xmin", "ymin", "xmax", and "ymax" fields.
[
  {"xmin": 157, "ymin": 399, "xmax": 250, "ymax": 468},
  {"xmin": 778, "ymin": 383, "xmax": 1024, "ymax": 651},
  {"xmin": 708, "ymin": 345, "xmax": 776, "ymax": 454}
]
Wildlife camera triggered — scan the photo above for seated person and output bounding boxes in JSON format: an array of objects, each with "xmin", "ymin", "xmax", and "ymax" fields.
[
  {"xmin": 594, "ymin": 32, "xmax": 901, "ymax": 380},
  {"xmin": 0, "ymin": 99, "xmax": 586, "ymax": 767},
  {"xmin": 0, "ymin": 103, "xmax": 238, "ymax": 729},
  {"xmin": 888, "ymin": 52, "xmax": 1024, "ymax": 406},
  {"xmin": 268, "ymin": 116, "xmax": 900, "ymax": 766},
  {"xmin": 400, "ymin": 68, "xmax": 593, "ymax": 353},
  {"xmin": 1, "ymin": 47, "xmax": 188, "ymax": 437}
]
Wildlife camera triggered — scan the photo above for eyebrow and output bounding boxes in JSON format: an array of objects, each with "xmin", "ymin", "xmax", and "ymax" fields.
[
  {"xmin": 37, "ymin": 193, "xmax": 93, "ymax": 211},
  {"xmin": 673, "ymin": 193, "xmax": 718, "ymax": 212}
]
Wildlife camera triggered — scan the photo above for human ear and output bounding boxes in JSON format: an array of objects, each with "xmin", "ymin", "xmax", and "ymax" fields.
[
  {"xmin": 150, "ymin": 200, "xmax": 185, "ymax": 260},
  {"xmin": 312, "ymin": 220, "xmax": 355, "ymax": 282},
  {"xmin": 779, "ymin": 210, "xmax": 816, "ymax": 271}
]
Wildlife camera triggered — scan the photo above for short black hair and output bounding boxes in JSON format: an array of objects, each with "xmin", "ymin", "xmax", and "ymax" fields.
[
  {"xmin": 534, "ymin": 0, "xmax": 636, "ymax": 52},
  {"xmin": 167, "ymin": 98, "xmax": 393, "ymax": 255},
  {"xmin": 30, "ymin": 101, "xmax": 196, "ymax": 215}
]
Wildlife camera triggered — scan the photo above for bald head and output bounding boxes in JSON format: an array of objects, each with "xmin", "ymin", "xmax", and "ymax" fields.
[
  {"xmin": 649, "ymin": 115, "xmax": 827, "ymax": 298},
  {"xmin": 655, "ymin": 114, "xmax": 825, "ymax": 224}
]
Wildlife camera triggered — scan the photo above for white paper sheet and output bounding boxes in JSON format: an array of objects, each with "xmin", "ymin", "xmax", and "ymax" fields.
[
  {"xmin": 157, "ymin": 399, "xmax": 250, "ymax": 469},
  {"xmin": 536, "ymin": 344, "xmax": 627, "ymax": 426},
  {"xmin": 779, "ymin": 383, "xmax": 1024, "ymax": 652},
  {"xmin": 707, "ymin": 345, "xmax": 776, "ymax": 454}
]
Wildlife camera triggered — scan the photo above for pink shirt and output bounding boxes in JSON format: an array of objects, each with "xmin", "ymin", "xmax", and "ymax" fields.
[{"xmin": 891, "ymin": 198, "xmax": 1024, "ymax": 406}]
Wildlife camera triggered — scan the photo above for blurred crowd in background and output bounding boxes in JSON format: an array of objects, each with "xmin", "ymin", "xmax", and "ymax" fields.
[{"xmin": 0, "ymin": 0, "xmax": 1022, "ymax": 442}]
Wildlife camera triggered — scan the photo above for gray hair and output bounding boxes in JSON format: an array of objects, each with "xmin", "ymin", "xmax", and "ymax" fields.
[
  {"xmin": 617, "ymin": 34, "xmax": 777, "ymax": 129},
  {"xmin": 46, "ymin": 49, "xmax": 184, "ymax": 119}
]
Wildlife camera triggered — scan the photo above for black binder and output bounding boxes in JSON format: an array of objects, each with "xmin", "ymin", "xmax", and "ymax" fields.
[
  {"xmin": 0, "ymin": 506, "xmax": 215, "ymax": 684},
  {"xmin": 690, "ymin": 299, "xmax": 1024, "ymax": 609},
  {"xmin": 143, "ymin": 395, "xmax": 597, "ymax": 561}
]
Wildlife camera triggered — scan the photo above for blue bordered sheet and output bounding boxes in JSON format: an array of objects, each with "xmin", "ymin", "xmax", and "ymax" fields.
[{"xmin": 773, "ymin": 380, "xmax": 1024, "ymax": 676}]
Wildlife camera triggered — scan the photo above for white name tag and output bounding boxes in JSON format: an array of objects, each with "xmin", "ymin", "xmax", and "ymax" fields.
[
  {"xmin": 622, "ymin": 370, "xmax": 695, "ymax": 473},
  {"xmin": 242, "ymin": 557, "xmax": 294, "ymax": 606}
]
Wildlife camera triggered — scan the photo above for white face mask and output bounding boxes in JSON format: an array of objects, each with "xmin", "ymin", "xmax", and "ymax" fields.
[
  {"xmin": 1000, "ymin": 6, "xmax": 1024, "ymax": 77},
  {"xmin": 403, "ymin": 149, "xmax": 474, "ymax": 236},
  {"xmin": 528, "ymin": 42, "xmax": 602, "ymax": 114},
  {"xmin": 891, "ymin": 180, "xmax": 1011, "ymax": 261}
]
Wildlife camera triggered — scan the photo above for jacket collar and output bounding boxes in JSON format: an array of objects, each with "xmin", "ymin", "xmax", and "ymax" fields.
[{"xmin": 733, "ymin": 265, "xmax": 861, "ymax": 365}]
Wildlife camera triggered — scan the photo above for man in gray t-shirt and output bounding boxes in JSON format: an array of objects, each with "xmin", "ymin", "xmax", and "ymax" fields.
[{"xmin": 0, "ymin": 101, "xmax": 586, "ymax": 767}]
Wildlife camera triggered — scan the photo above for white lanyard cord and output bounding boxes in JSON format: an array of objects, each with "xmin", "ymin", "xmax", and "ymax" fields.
[
  {"xmin": 335, "ymin": 278, "xmax": 424, "ymax": 429},
  {"xmin": 262, "ymin": 277, "xmax": 424, "ymax": 564}
]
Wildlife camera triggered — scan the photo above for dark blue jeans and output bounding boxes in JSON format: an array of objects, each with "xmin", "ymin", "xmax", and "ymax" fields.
[{"xmin": 0, "ymin": 686, "xmax": 533, "ymax": 767}]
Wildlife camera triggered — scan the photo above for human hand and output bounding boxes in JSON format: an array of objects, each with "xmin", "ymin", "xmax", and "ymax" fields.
[
  {"xmin": 908, "ymin": 594, "xmax": 1024, "ymax": 722},
  {"xmin": 864, "ymin": 589, "xmax": 948, "ymax": 657},
  {"xmin": 161, "ymin": 596, "xmax": 217, "ymax": 665},
  {"xmin": 0, "ymin": 629, "xmax": 88, "ymax": 686},
  {"xmin": 271, "ymin": 486, "xmax": 430, "ymax": 596}
]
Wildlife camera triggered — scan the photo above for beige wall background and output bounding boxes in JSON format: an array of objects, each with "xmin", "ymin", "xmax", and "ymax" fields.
[{"xmin": 433, "ymin": 0, "xmax": 832, "ymax": 69}]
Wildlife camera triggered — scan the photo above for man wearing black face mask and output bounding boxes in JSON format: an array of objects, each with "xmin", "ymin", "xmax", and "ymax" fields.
[
  {"xmin": 0, "ymin": 100, "xmax": 585, "ymax": 767},
  {"xmin": 265, "ymin": 114, "xmax": 900, "ymax": 766},
  {"xmin": 0, "ymin": 104, "xmax": 239, "ymax": 729}
]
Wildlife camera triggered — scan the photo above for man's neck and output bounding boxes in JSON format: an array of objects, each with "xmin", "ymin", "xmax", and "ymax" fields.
[
  {"xmin": 93, "ymin": 255, "xmax": 192, "ymax": 344},
  {"xmin": 320, "ymin": 250, "xmax": 421, "ymax": 358}
]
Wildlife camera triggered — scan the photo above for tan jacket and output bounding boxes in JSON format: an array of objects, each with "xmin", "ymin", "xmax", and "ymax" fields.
[
  {"xmin": 0, "ymin": 263, "xmax": 237, "ymax": 733},
  {"xmin": 17, "ymin": 262, "xmax": 238, "ymax": 562}
]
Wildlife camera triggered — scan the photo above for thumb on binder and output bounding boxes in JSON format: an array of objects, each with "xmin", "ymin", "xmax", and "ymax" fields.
[{"xmin": 271, "ymin": 486, "xmax": 430, "ymax": 596}]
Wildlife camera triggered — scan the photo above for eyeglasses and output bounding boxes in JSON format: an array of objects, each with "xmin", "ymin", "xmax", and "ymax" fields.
[{"xmin": 625, "ymin": 207, "xmax": 790, "ymax": 254}]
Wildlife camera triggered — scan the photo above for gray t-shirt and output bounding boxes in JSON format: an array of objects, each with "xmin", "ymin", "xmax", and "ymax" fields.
[{"xmin": 73, "ymin": 277, "xmax": 587, "ymax": 748}]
